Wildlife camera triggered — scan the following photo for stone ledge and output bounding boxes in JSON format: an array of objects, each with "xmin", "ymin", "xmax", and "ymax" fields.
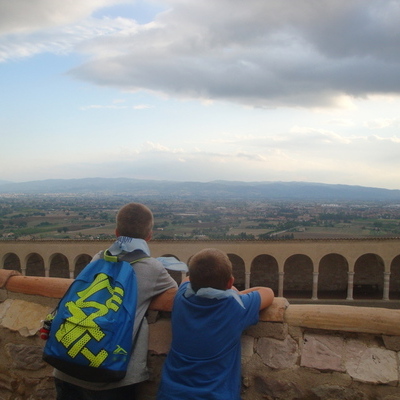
[
  {"xmin": 3, "ymin": 269, "xmax": 400, "ymax": 335},
  {"xmin": 0, "ymin": 269, "xmax": 21, "ymax": 289},
  {"xmin": 0, "ymin": 270, "xmax": 175, "ymax": 312},
  {"xmin": 1, "ymin": 279, "xmax": 400, "ymax": 399},
  {"xmin": 0, "ymin": 270, "xmax": 282, "ymax": 317},
  {"xmin": 259, "ymin": 297, "xmax": 288, "ymax": 322},
  {"xmin": 285, "ymin": 304, "xmax": 400, "ymax": 336},
  {"xmin": 0, "ymin": 299, "xmax": 53, "ymax": 337}
]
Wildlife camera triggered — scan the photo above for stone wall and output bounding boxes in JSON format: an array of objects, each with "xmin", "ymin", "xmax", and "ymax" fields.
[
  {"xmin": 1, "ymin": 270, "xmax": 400, "ymax": 400},
  {"xmin": 3, "ymin": 237, "xmax": 400, "ymax": 300}
]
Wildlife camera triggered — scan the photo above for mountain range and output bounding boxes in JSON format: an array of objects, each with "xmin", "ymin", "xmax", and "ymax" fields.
[{"xmin": 0, "ymin": 178, "xmax": 400, "ymax": 202}]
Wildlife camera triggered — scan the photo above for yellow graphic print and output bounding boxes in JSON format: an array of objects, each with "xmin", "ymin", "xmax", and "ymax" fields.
[
  {"xmin": 55, "ymin": 273, "xmax": 124, "ymax": 367},
  {"xmin": 113, "ymin": 345, "xmax": 128, "ymax": 355}
]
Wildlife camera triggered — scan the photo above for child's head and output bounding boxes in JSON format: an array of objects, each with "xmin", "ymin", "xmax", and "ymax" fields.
[
  {"xmin": 188, "ymin": 248, "xmax": 233, "ymax": 292},
  {"xmin": 115, "ymin": 202, "xmax": 154, "ymax": 240}
]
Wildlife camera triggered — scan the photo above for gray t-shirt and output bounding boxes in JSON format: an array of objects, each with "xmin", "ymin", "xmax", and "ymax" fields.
[{"xmin": 54, "ymin": 255, "xmax": 177, "ymax": 390}]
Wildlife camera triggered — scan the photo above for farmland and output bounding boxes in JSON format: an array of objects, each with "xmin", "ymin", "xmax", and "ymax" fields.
[{"xmin": 1, "ymin": 194, "xmax": 400, "ymax": 240}]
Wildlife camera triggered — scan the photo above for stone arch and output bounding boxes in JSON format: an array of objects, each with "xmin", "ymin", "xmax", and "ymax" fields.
[
  {"xmin": 283, "ymin": 254, "xmax": 313, "ymax": 299},
  {"xmin": 318, "ymin": 253, "xmax": 348, "ymax": 299},
  {"xmin": 250, "ymin": 254, "xmax": 279, "ymax": 295},
  {"xmin": 74, "ymin": 254, "xmax": 92, "ymax": 278},
  {"xmin": 228, "ymin": 253, "xmax": 245, "ymax": 291},
  {"xmin": 354, "ymin": 253, "xmax": 384, "ymax": 299},
  {"xmin": 49, "ymin": 253, "xmax": 69, "ymax": 278},
  {"xmin": 26, "ymin": 253, "xmax": 45, "ymax": 277},
  {"xmin": 2, "ymin": 253, "xmax": 21, "ymax": 273},
  {"xmin": 389, "ymin": 255, "xmax": 400, "ymax": 300}
]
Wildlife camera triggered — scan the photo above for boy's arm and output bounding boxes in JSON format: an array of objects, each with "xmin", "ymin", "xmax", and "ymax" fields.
[
  {"xmin": 149, "ymin": 287, "xmax": 177, "ymax": 311},
  {"xmin": 150, "ymin": 276, "xmax": 188, "ymax": 310},
  {"xmin": 239, "ymin": 287, "xmax": 275, "ymax": 310},
  {"xmin": 176, "ymin": 277, "xmax": 274, "ymax": 310}
]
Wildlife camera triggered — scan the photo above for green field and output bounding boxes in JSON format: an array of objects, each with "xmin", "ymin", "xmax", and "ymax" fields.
[{"xmin": 1, "ymin": 197, "xmax": 400, "ymax": 240}]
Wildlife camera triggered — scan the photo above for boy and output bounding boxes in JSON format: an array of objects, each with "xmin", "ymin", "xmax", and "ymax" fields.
[
  {"xmin": 54, "ymin": 202, "xmax": 178, "ymax": 400},
  {"xmin": 157, "ymin": 248, "xmax": 274, "ymax": 400}
]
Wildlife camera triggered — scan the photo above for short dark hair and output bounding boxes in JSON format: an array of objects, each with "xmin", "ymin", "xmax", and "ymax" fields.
[
  {"xmin": 188, "ymin": 248, "xmax": 232, "ymax": 292},
  {"xmin": 116, "ymin": 203, "xmax": 154, "ymax": 239}
]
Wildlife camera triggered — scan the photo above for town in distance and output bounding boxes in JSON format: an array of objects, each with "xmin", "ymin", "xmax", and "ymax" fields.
[{"xmin": 1, "ymin": 178, "xmax": 400, "ymax": 240}]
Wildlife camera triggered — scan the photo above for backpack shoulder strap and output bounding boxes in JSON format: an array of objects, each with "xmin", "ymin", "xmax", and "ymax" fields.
[{"xmin": 102, "ymin": 249, "xmax": 149, "ymax": 264}]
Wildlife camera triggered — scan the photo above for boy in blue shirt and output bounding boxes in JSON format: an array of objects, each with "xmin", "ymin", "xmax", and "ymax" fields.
[{"xmin": 157, "ymin": 248, "xmax": 274, "ymax": 400}]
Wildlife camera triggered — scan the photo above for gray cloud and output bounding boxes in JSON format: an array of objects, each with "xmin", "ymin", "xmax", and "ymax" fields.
[
  {"xmin": 67, "ymin": 0, "xmax": 400, "ymax": 108},
  {"xmin": 2, "ymin": 1, "xmax": 399, "ymax": 107}
]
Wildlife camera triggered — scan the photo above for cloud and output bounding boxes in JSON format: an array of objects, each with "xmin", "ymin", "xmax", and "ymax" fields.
[
  {"xmin": 287, "ymin": 128, "xmax": 352, "ymax": 147},
  {"xmin": 3, "ymin": 131, "xmax": 400, "ymax": 188},
  {"xmin": 79, "ymin": 103, "xmax": 152, "ymax": 110},
  {"xmin": 2, "ymin": 1, "xmax": 400, "ymax": 108},
  {"xmin": 133, "ymin": 104, "xmax": 153, "ymax": 110},
  {"xmin": 0, "ymin": 3, "xmax": 137, "ymax": 62},
  {"xmin": 82, "ymin": 135, "xmax": 400, "ymax": 180},
  {"xmin": 364, "ymin": 118, "xmax": 400, "ymax": 129},
  {"xmin": 67, "ymin": 0, "xmax": 400, "ymax": 108},
  {"xmin": 80, "ymin": 104, "xmax": 129, "ymax": 110},
  {"xmin": 0, "ymin": 0, "xmax": 123, "ymax": 35}
]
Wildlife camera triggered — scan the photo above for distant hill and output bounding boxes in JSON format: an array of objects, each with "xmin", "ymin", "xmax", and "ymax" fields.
[{"xmin": 0, "ymin": 178, "xmax": 400, "ymax": 202}]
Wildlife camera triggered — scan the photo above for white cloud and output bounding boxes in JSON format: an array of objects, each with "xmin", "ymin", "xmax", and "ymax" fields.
[
  {"xmin": 3, "ymin": 130, "xmax": 400, "ymax": 188},
  {"xmin": 141, "ymin": 141, "xmax": 184, "ymax": 153},
  {"xmin": 364, "ymin": 118, "xmax": 400, "ymax": 129},
  {"xmin": 0, "ymin": 5, "xmax": 138, "ymax": 62},
  {"xmin": 80, "ymin": 104, "xmax": 129, "ymax": 110},
  {"xmin": 0, "ymin": 0, "xmax": 124, "ymax": 35},
  {"xmin": 133, "ymin": 104, "xmax": 153, "ymax": 110},
  {"xmin": 289, "ymin": 128, "xmax": 351, "ymax": 145}
]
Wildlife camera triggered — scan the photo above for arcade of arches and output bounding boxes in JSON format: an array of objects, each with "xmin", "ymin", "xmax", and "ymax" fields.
[{"xmin": 1, "ymin": 238, "xmax": 400, "ymax": 301}]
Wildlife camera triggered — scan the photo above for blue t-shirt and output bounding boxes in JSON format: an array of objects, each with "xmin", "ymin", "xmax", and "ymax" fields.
[{"xmin": 157, "ymin": 282, "xmax": 261, "ymax": 400}]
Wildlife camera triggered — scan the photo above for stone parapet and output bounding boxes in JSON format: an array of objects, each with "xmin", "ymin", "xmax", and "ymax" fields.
[
  {"xmin": 285, "ymin": 303, "xmax": 400, "ymax": 336},
  {"xmin": 1, "ymin": 270, "xmax": 400, "ymax": 400}
]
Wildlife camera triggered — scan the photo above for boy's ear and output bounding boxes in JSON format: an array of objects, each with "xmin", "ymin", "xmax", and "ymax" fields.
[
  {"xmin": 115, "ymin": 229, "xmax": 119, "ymax": 237},
  {"xmin": 226, "ymin": 276, "xmax": 235, "ymax": 289},
  {"xmin": 145, "ymin": 232, "xmax": 153, "ymax": 242}
]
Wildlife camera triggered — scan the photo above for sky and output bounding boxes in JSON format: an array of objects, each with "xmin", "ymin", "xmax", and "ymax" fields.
[{"xmin": 1, "ymin": 0, "xmax": 400, "ymax": 190}]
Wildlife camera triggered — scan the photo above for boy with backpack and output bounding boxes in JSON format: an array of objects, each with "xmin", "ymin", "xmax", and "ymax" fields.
[
  {"xmin": 157, "ymin": 248, "xmax": 275, "ymax": 400},
  {"xmin": 53, "ymin": 202, "xmax": 178, "ymax": 400}
]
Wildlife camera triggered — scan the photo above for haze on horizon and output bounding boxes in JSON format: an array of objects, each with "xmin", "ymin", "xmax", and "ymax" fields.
[{"xmin": 1, "ymin": 1, "xmax": 400, "ymax": 190}]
